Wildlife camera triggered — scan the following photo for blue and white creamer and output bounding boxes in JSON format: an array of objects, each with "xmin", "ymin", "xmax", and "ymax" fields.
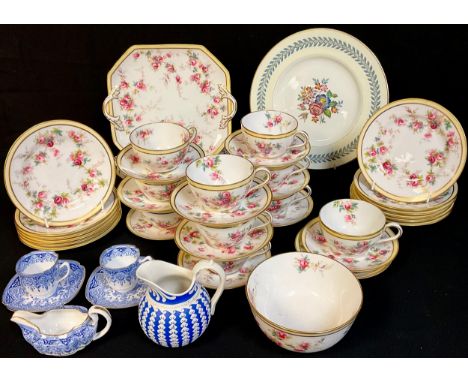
[{"xmin": 137, "ymin": 259, "xmax": 225, "ymax": 348}]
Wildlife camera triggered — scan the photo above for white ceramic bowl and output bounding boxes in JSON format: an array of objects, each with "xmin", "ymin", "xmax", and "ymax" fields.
[
  {"xmin": 186, "ymin": 154, "xmax": 270, "ymax": 211},
  {"xmin": 319, "ymin": 199, "xmax": 403, "ymax": 254},
  {"xmin": 129, "ymin": 122, "xmax": 196, "ymax": 173},
  {"xmin": 241, "ymin": 110, "xmax": 308, "ymax": 158},
  {"xmin": 246, "ymin": 252, "xmax": 363, "ymax": 353}
]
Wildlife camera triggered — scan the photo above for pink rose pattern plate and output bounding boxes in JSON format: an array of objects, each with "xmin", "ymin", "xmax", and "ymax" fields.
[
  {"xmin": 5, "ymin": 121, "xmax": 114, "ymax": 225},
  {"xmin": 359, "ymin": 101, "xmax": 466, "ymax": 201},
  {"xmin": 106, "ymin": 45, "xmax": 235, "ymax": 155},
  {"xmin": 268, "ymin": 190, "xmax": 313, "ymax": 227},
  {"xmin": 126, "ymin": 209, "xmax": 181, "ymax": 240}
]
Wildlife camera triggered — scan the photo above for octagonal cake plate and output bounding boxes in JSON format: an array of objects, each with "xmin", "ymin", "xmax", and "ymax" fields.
[
  {"xmin": 103, "ymin": 44, "xmax": 237, "ymax": 155},
  {"xmin": 250, "ymin": 28, "xmax": 389, "ymax": 169},
  {"xmin": 357, "ymin": 98, "xmax": 466, "ymax": 202},
  {"xmin": 4, "ymin": 120, "xmax": 116, "ymax": 226}
]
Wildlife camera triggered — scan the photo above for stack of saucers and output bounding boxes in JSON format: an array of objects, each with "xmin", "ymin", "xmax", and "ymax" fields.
[
  {"xmin": 225, "ymin": 111, "xmax": 313, "ymax": 227},
  {"xmin": 350, "ymin": 169, "xmax": 458, "ymax": 226},
  {"xmin": 116, "ymin": 122, "xmax": 205, "ymax": 240},
  {"xmin": 296, "ymin": 199, "xmax": 402, "ymax": 279},
  {"xmin": 353, "ymin": 99, "xmax": 466, "ymax": 227},
  {"xmin": 4, "ymin": 120, "xmax": 119, "ymax": 250},
  {"xmin": 171, "ymin": 154, "xmax": 274, "ymax": 289}
]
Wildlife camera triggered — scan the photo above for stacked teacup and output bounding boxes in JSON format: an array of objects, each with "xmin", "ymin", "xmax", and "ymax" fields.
[
  {"xmin": 226, "ymin": 111, "xmax": 313, "ymax": 227},
  {"xmin": 296, "ymin": 199, "xmax": 403, "ymax": 279},
  {"xmin": 116, "ymin": 122, "xmax": 204, "ymax": 240},
  {"xmin": 171, "ymin": 154, "xmax": 274, "ymax": 289}
]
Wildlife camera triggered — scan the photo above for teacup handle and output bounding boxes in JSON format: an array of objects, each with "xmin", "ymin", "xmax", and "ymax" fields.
[
  {"xmin": 187, "ymin": 127, "xmax": 197, "ymax": 144},
  {"xmin": 89, "ymin": 305, "xmax": 112, "ymax": 341},
  {"xmin": 138, "ymin": 256, "xmax": 153, "ymax": 264},
  {"xmin": 246, "ymin": 167, "xmax": 271, "ymax": 196},
  {"xmin": 290, "ymin": 185, "xmax": 312, "ymax": 205},
  {"xmin": 375, "ymin": 222, "xmax": 403, "ymax": 245},
  {"xmin": 287, "ymin": 131, "xmax": 309, "ymax": 152},
  {"xmin": 283, "ymin": 157, "xmax": 311, "ymax": 183},
  {"xmin": 102, "ymin": 86, "xmax": 125, "ymax": 132},
  {"xmin": 56, "ymin": 261, "xmax": 71, "ymax": 284},
  {"xmin": 246, "ymin": 212, "xmax": 272, "ymax": 236},
  {"xmin": 218, "ymin": 85, "xmax": 237, "ymax": 130},
  {"xmin": 192, "ymin": 260, "xmax": 225, "ymax": 315}
]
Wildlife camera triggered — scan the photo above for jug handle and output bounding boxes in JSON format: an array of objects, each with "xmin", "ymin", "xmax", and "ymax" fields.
[
  {"xmin": 192, "ymin": 260, "xmax": 226, "ymax": 316},
  {"xmin": 89, "ymin": 305, "xmax": 112, "ymax": 341}
]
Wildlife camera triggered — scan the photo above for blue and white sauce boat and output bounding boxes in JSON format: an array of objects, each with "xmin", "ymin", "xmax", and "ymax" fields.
[
  {"xmin": 11, "ymin": 305, "xmax": 112, "ymax": 356},
  {"xmin": 137, "ymin": 259, "xmax": 225, "ymax": 347}
]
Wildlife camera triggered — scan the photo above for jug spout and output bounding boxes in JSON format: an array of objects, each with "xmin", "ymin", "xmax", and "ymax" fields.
[
  {"xmin": 11, "ymin": 311, "xmax": 40, "ymax": 332},
  {"xmin": 136, "ymin": 260, "xmax": 195, "ymax": 301}
]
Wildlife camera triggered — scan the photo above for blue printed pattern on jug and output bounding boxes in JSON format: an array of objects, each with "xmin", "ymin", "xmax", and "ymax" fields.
[
  {"xmin": 2, "ymin": 261, "xmax": 85, "ymax": 312},
  {"xmin": 138, "ymin": 286, "xmax": 211, "ymax": 347},
  {"xmin": 16, "ymin": 306, "xmax": 98, "ymax": 356},
  {"xmin": 147, "ymin": 281, "xmax": 198, "ymax": 305}
]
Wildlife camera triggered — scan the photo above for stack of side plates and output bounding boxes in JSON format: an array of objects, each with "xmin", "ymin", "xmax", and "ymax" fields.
[
  {"xmin": 354, "ymin": 99, "xmax": 465, "ymax": 226},
  {"xmin": 15, "ymin": 190, "xmax": 122, "ymax": 251},
  {"xmin": 4, "ymin": 120, "xmax": 119, "ymax": 250},
  {"xmin": 350, "ymin": 169, "xmax": 457, "ymax": 226}
]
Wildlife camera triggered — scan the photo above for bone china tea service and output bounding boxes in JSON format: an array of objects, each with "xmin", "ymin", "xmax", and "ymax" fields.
[
  {"xmin": 2, "ymin": 27, "xmax": 467, "ymax": 356},
  {"xmin": 319, "ymin": 199, "xmax": 403, "ymax": 254},
  {"xmin": 241, "ymin": 110, "xmax": 309, "ymax": 159},
  {"xmin": 129, "ymin": 123, "xmax": 196, "ymax": 173},
  {"xmin": 186, "ymin": 154, "xmax": 271, "ymax": 211}
]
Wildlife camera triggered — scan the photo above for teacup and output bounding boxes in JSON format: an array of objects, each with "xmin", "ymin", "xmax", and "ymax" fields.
[
  {"xmin": 186, "ymin": 154, "xmax": 271, "ymax": 211},
  {"xmin": 99, "ymin": 244, "xmax": 152, "ymax": 292},
  {"xmin": 269, "ymin": 157, "xmax": 310, "ymax": 188},
  {"xmin": 135, "ymin": 178, "xmax": 184, "ymax": 203},
  {"xmin": 129, "ymin": 122, "xmax": 196, "ymax": 173},
  {"xmin": 241, "ymin": 110, "xmax": 308, "ymax": 158},
  {"xmin": 319, "ymin": 199, "xmax": 403, "ymax": 254},
  {"xmin": 15, "ymin": 251, "xmax": 70, "ymax": 298},
  {"xmin": 267, "ymin": 186, "xmax": 312, "ymax": 219},
  {"xmin": 196, "ymin": 212, "xmax": 272, "ymax": 250}
]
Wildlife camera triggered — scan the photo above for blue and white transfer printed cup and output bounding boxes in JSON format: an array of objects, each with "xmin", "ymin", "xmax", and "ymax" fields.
[
  {"xmin": 99, "ymin": 245, "xmax": 152, "ymax": 292},
  {"xmin": 15, "ymin": 251, "xmax": 71, "ymax": 298}
]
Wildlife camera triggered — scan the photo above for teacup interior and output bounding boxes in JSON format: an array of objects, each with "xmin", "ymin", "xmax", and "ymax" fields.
[
  {"xmin": 17, "ymin": 252, "xmax": 57, "ymax": 275},
  {"xmin": 247, "ymin": 252, "xmax": 362, "ymax": 332},
  {"xmin": 18, "ymin": 309, "xmax": 88, "ymax": 336},
  {"xmin": 187, "ymin": 155, "xmax": 254, "ymax": 186},
  {"xmin": 100, "ymin": 245, "xmax": 139, "ymax": 269},
  {"xmin": 320, "ymin": 199, "xmax": 386, "ymax": 236},
  {"xmin": 242, "ymin": 110, "xmax": 297, "ymax": 135},
  {"xmin": 130, "ymin": 123, "xmax": 188, "ymax": 151}
]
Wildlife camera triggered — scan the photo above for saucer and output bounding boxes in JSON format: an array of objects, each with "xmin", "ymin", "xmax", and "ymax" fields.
[
  {"xmin": 2, "ymin": 260, "xmax": 85, "ymax": 312},
  {"xmin": 85, "ymin": 264, "xmax": 147, "ymax": 309},
  {"xmin": 178, "ymin": 249, "xmax": 271, "ymax": 290},
  {"xmin": 174, "ymin": 215, "xmax": 273, "ymax": 260},
  {"xmin": 225, "ymin": 130, "xmax": 310, "ymax": 169},
  {"xmin": 269, "ymin": 169, "xmax": 310, "ymax": 200},
  {"xmin": 117, "ymin": 177, "xmax": 172, "ymax": 213},
  {"xmin": 171, "ymin": 180, "xmax": 272, "ymax": 227},
  {"xmin": 126, "ymin": 209, "xmax": 181, "ymax": 240},
  {"xmin": 300, "ymin": 217, "xmax": 399, "ymax": 273},
  {"xmin": 268, "ymin": 189, "xmax": 313, "ymax": 227},
  {"xmin": 117, "ymin": 143, "xmax": 204, "ymax": 183}
]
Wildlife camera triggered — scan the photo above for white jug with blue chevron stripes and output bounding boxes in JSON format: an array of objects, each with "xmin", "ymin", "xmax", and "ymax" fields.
[{"xmin": 136, "ymin": 259, "xmax": 225, "ymax": 347}]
